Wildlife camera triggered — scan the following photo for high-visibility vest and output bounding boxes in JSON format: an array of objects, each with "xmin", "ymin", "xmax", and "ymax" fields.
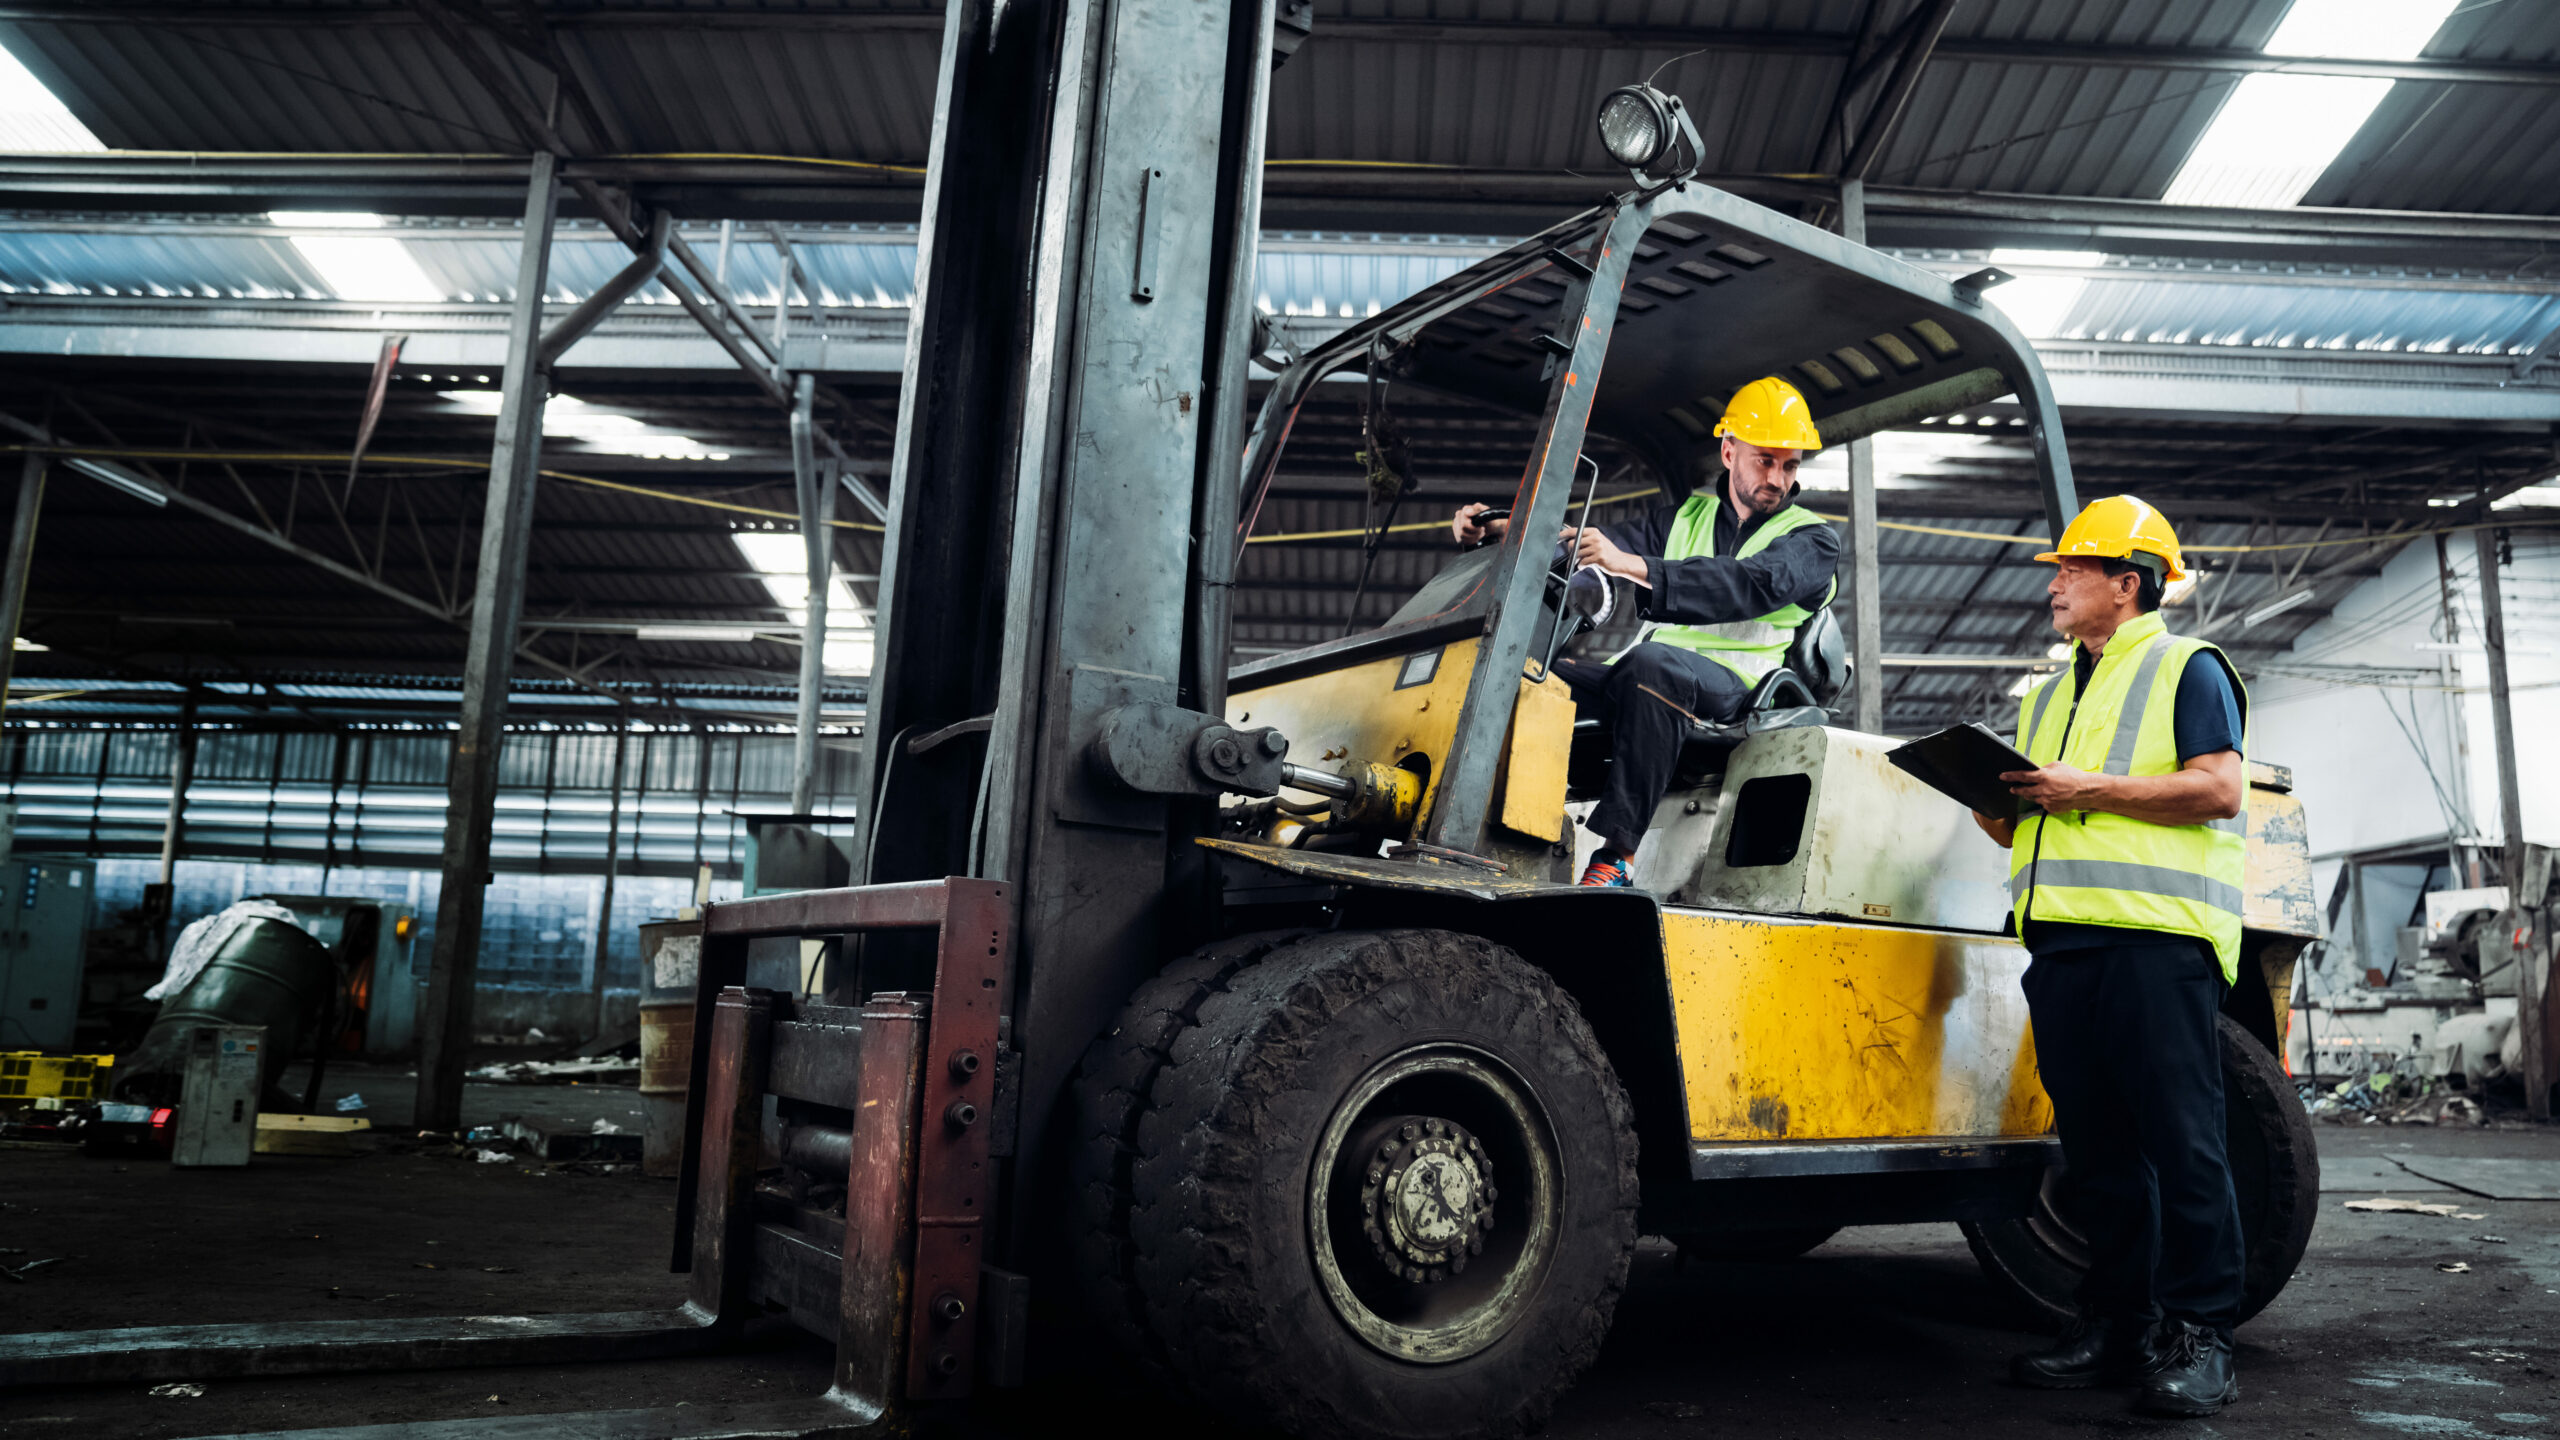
[
  {"xmin": 1638, "ymin": 493, "xmax": 1835, "ymax": 681},
  {"xmin": 2008, "ymin": 609, "xmax": 2250, "ymax": 982}
]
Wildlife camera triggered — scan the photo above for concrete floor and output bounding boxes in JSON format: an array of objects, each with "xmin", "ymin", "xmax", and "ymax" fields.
[{"xmin": 1, "ymin": 1108, "xmax": 2552, "ymax": 1440}]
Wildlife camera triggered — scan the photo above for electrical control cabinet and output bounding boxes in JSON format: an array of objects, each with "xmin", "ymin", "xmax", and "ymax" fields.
[
  {"xmin": 172, "ymin": 1024, "xmax": 264, "ymax": 1168},
  {"xmin": 0, "ymin": 857, "xmax": 94, "ymax": 1051}
]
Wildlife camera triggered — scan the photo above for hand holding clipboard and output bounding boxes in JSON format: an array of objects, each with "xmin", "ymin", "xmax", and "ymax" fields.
[{"xmin": 1886, "ymin": 723, "xmax": 2047, "ymax": 820}]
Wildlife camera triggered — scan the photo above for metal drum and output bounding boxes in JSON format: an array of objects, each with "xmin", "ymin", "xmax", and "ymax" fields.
[{"xmin": 118, "ymin": 917, "xmax": 334, "ymax": 1106}]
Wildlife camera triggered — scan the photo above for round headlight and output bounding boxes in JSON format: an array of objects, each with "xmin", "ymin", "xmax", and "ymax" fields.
[{"xmin": 1596, "ymin": 86, "xmax": 1670, "ymax": 170}]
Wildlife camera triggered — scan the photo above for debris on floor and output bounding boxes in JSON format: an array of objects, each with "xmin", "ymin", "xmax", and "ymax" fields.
[
  {"xmin": 254, "ymin": 1113, "xmax": 372, "ymax": 1156},
  {"xmin": 3, "ymin": 1256, "xmax": 63, "ymax": 1282},
  {"xmin": 495, "ymin": 1114, "xmax": 643, "ymax": 1165},
  {"xmin": 472, "ymin": 1148, "xmax": 513, "ymax": 1164},
  {"xmin": 2439, "ymin": 1262, "xmax": 2472, "ymax": 1274},
  {"xmin": 149, "ymin": 1383, "xmax": 204, "ymax": 1398},
  {"xmin": 333, "ymin": 1092, "xmax": 367, "ymax": 1113},
  {"xmin": 466, "ymin": 1055, "xmax": 640, "ymax": 1086},
  {"xmin": 2344, "ymin": 1197, "xmax": 2488, "ymax": 1219}
]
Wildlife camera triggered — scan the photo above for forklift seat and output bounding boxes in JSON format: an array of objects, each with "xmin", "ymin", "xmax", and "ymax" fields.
[
  {"xmin": 1669, "ymin": 605, "xmax": 1850, "ymax": 782},
  {"xmin": 1565, "ymin": 607, "xmax": 1854, "ymax": 796}
]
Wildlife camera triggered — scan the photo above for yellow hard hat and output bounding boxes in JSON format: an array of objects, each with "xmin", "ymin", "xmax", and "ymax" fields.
[
  {"xmin": 2034, "ymin": 494, "xmax": 2189, "ymax": 584},
  {"xmin": 1713, "ymin": 376, "xmax": 1824, "ymax": 453}
]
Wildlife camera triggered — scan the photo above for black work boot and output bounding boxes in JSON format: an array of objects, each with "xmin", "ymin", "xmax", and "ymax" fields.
[
  {"xmin": 2137, "ymin": 1321, "xmax": 2238, "ymax": 1416},
  {"xmin": 2009, "ymin": 1315, "xmax": 2164, "ymax": 1390}
]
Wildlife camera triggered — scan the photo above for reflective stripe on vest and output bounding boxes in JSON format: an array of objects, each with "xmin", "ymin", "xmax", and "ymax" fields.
[
  {"xmin": 1638, "ymin": 493, "xmax": 1835, "ymax": 680},
  {"xmin": 2008, "ymin": 610, "xmax": 2251, "ymax": 982}
]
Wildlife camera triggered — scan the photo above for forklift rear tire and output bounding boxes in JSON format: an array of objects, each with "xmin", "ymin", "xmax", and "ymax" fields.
[
  {"xmin": 1080, "ymin": 927, "xmax": 1639, "ymax": 1440},
  {"xmin": 1961, "ymin": 1013, "xmax": 2319, "ymax": 1328}
]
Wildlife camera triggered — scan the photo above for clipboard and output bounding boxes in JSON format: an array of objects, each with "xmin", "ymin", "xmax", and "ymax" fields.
[{"xmin": 1887, "ymin": 722, "xmax": 2040, "ymax": 818}]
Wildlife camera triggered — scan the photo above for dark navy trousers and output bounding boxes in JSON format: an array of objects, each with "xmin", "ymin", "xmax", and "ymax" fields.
[
  {"xmin": 1553, "ymin": 641, "xmax": 1749, "ymax": 856},
  {"xmin": 2021, "ymin": 937, "xmax": 2247, "ymax": 1335}
]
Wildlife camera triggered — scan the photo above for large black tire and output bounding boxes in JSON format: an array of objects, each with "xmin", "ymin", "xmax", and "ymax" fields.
[
  {"xmin": 1073, "ymin": 928, "xmax": 1639, "ymax": 1440},
  {"xmin": 1068, "ymin": 928, "xmax": 1315, "ymax": 1381},
  {"xmin": 1962, "ymin": 1013, "xmax": 2320, "ymax": 1328}
]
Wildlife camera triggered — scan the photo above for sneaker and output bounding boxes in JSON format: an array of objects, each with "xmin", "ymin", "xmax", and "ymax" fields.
[
  {"xmin": 1578, "ymin": 852, "xmax": 1633, "ymax": 887},
  {"xmin": 2135, "ymin": 1321, "xmax": 2237, "ymax": 1416}
]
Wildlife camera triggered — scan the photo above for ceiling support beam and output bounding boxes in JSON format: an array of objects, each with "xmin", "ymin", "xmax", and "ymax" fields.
[
  {"xmin": 1840, "ymin": 0, "xmax": 1959, "ymax": 183},
  {"xmin": 0, "ymin": 451, "xmax": 43, "ymax": 724},
  {"xmin": 418, "ymin": 151, "xmax": 562, "ymax": 1135}
]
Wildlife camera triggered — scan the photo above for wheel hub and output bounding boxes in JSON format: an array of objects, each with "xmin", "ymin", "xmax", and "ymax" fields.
[{"xmin": 1356, "ymin": 1115, "xmax": 1495, "ymax": 1283}]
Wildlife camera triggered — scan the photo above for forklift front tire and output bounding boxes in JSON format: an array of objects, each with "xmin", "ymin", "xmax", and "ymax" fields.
[{"xmin": 1086, "ymin": 927, "xmax": 1639, "ymax": 1440}]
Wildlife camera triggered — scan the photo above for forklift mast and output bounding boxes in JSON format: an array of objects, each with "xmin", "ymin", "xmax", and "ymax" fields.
[{"xmin": 853, "ymin": 0, "xmax": 1281, "ymax": 1257}]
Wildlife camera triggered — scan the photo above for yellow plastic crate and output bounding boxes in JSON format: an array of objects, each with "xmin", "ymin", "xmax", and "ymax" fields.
[{"xmin": 0, "ymin": 1053, "xmax": 116, "ymax": 1101}]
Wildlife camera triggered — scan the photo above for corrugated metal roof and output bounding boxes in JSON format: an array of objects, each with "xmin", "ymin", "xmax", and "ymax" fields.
[
  {"xmin": 0, "ymin": 0, "xmax": 2546, "ymax": 217},
  {"xmin": 2305, "ymin": 0, "xmax": 2560, "ymax": 216}
]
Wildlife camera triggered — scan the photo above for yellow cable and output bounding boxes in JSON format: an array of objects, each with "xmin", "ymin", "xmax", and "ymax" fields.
[
  {"xmin": 19, "ymin": 441, "xmax": 2542, "ymax": 556},
  {"xmin": 5, "ymin": 444, "xmax": 887, "ymax": 532}
]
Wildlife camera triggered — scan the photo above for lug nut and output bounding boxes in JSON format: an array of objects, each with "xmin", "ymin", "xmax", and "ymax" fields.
[
  {"xmin": 949, "ymin": 1049, "xmax": 981, "ymax": 1080},
  {"xmin": 1399, "ymin": 1122, "xmax": 1419, "ymax": 1141},
  {"xmin": 944, "ymin": 1100, "xmax": 979, "ymax": 1130},
  {"xmin": 931, "ymin": 1291, "xmax": 968, "ymax": 1324}
]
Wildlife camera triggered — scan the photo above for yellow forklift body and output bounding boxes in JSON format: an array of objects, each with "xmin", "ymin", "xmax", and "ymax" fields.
[
  {"xmin": 1661, "ymin": 911, "xmax": 2050, "ymax": 1142},
  {"xmin": 1232, "ymin": 643, "xmax": 1576, "ymax": 844}
]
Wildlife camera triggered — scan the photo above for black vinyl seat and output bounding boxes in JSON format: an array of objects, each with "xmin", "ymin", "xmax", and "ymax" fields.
[{"xmin": 1565, "ymin": 607, "xmax": 1855, "ymax": 795}]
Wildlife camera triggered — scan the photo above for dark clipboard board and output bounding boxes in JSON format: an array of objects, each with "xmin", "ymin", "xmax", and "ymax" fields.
[{"xmin": 1887, "ymin": 722, "xmax": 2039, "ymax": 819}]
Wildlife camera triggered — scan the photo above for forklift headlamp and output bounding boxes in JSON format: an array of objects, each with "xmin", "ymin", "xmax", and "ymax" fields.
[
  {"xmin": 1595, "ymin": 83, "xmax": 1702, "ymax": 185},
  {"xmin": 1596, "ymin": 86, "xmax": 1670, "ymax": 169}
]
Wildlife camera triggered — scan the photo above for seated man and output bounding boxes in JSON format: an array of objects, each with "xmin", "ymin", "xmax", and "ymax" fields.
[{"xmin": 1451, "ymin": 376, "xmax": 1840, "ymax": 887}]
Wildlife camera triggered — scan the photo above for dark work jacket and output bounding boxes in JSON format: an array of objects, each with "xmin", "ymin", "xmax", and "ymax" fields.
[{"xmin": 1594, "ymin": 477, "xmax": 1842, "ymax": 627}]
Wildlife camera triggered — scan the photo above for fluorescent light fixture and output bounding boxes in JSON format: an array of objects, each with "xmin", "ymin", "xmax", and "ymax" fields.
[
  {"xmin": 2008, "ymin": 673, "xmax": 2039, "ymax": 697},
  {"xmin": 2492, "ymin": 482, "xmax": 2560, "ymax": 510},
  {"xmin": 1980, "ymin": 249, "xmax": 2104, "ymax": 339},
  {"xmin": 732, "ymin": 531, "xmax": 874, "ymax": 674},
  {"xmin": 1796, "ymin": 427, "xmax": 2006, "ymax": 489},
  {"xmin": 11, "ymin": 635, "xmax": 46, "ymax": 652},
  {"xmin": 2163, "ymin": 571, "xmax": 2201, "ymax": 607},
  {"xmin": 0, "ymin": 44, "xmax": 103, "ymax": 151},
  {"xmin": 2162, "ymin": 0, "xmax": 2460, "ymax": 209},
  {"xmin": 267, "ymin": 210, "xmax": 446, "ymax": 302},
  {"xmin": 2414, "ymin": 639, "xmax": 2556, "ymax": 657},
  {"xmin": 438, "ymin": 392, "xmax": 731, "ymax": 461},
  {"xmin": 2242, "ymin": 588, "xmax": 2315, "ymax": 628},
  {"xmin": 63, "ymin": 455, "xmax": 167, "ymax": 507},
  {"xmin": 635, "ymin": 625, "xmax": 764, "ymax": 643}
]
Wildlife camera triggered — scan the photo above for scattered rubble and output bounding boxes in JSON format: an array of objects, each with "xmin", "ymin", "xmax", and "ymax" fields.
[
  {"xmin": 149, "ymin": 1383, "xmax": 204, "ymax": 1398},
  {"xmin": 2344, "ymin": 1197, "xmax": 2488, "ymax": 1219},
  {"xmin": 466, "ymin": 1056, "xmax": 640, "ymax": 1086}
]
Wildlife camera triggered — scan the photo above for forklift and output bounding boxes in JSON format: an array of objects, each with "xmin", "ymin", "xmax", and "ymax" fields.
[{"xmin": 0, "ymin": 5, "xmax": 2317, "ymax": 1438}]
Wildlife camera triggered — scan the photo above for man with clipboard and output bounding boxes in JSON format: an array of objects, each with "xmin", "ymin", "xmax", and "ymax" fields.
[{"xmin": 1968, "ymin": 496, "xmax": 2252, "ymax": 1417}]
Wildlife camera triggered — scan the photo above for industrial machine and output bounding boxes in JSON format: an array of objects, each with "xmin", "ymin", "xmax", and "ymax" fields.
[
  {"xmin": 0, "ymin": 856, "xmax": 93, "ymax": 1052},
  {"xmin": 0, "ymin": 5, "xmax": 2318, "ymax": 1437}
]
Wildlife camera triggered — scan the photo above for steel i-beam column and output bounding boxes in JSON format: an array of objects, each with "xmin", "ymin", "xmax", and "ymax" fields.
[
  {"xmin": 418, "ymin": 151, "xmax": 561, "ymax": 1132},
  {"xmin": 789, "ymin": 374, "xmax": 833, "ymax": 817},
  {"xmin": 0, "ymin": 451, "xmax": 43, "ymax": 721},
  {"xmin": 158, "ymin": 689, "xmax": 198, "ymax": 882},
  {"xmin": 2475, "ymin": 524, "xmax": 2549, "ymax": 1119},
  {"xmin": 1839, "ymin": 179, "xmax": 1884, "ymax": 733}
]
